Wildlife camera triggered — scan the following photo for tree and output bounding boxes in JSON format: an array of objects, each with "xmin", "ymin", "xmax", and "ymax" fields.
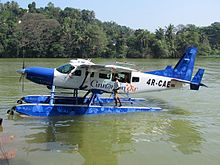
[
  {"xmin": 201, "ymin": 22, "xmax": 220, "ymax": 54},
  {"xmin": 28, "ymin": 2, "xmax": 36, "ymax": 13},
  {"xmin": 165, "ymin": 24, "xmax": 177, "ymax": 57},
  {"xmin": 0, "ymin": 1, "xmax": 217, "ymax": 58},
  {"xmin": 176, "ymin": 24, "xmax": 211, "ymax": 57},
  {"xmin": 155, "ymin": 27, "xmax": 165, "ymax": 40},
  {"xmin": 17, "ymin": 13, "xmax": 61, "ymax": 57},
  {"xmin": 127, "ymin": 29, "xmax": 152, "ymax": 58},
  {"xmin": 84, "ymin": 24, "xmax": 107, "ymax": 57},
  {"xmin": 151, "ymin": 39, "xmax": 169, "ymax": 58},
  {"xmin": 0, "ymin": 1, "xmax": 22, "ymax": 57}
]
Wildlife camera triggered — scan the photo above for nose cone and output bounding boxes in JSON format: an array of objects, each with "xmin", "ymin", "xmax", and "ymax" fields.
[
  {"xmin": 16, "ymin": 68, "xmax": 26, "ymax": 74},
  {"xmin": 25, "ymin": 67, "xmax": 54, "ymax": 86}
]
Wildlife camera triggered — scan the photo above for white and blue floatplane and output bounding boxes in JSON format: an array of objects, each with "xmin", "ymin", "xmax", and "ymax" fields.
[{"xmin": 10, "ymin": 47, "xmax": 206, "ymax": 117}]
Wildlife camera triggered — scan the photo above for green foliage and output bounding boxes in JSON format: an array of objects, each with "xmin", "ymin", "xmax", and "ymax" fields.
[
  {"xmin": 201, "ymin": 22, "xmax": 220, "ymax": 55},
  {"xmin": 0, "ymin": 1, "xmax": 218, "ymax": 58}
]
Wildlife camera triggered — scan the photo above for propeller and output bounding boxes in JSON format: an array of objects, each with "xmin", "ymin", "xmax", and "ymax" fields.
[{"xmin": 17, "ymin": 57, "xmax": 26, "ymax": 92}]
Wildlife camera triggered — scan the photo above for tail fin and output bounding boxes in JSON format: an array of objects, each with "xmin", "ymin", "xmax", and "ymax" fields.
[
  {"xmin": 145, "ymin": 47, "xmax": 198, "ymax": 81},
  {"xmin": 190, "ymin": 68, "xmax": 207, "ymax": 90},
  {"xmin": 173, "ymin": 47, "xmax": 198, "ymax": 81}
]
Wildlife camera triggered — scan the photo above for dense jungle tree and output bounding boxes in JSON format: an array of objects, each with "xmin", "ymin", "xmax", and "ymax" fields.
[{"xmin": 0, "ymin": 1, "xmax": 219, "ymax": 58}]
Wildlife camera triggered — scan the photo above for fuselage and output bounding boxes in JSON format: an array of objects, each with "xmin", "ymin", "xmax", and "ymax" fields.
[
  {"xmin": 53, "ymin": 62, "xmax": 183, "ymax": 93},
  {"xmin": 54, "ymin": 69, "xmax": 182, "ymax": 93},
  {"xmin": 17, "ymin": 47, "xmax": 206, "ymax": 94},
  {"xmin": 18, "ymin": 59, "xmax": 185, "ymax": 94}
]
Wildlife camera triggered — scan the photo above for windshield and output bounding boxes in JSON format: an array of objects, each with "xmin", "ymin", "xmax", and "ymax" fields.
[{"xmin": 56, "ymin": 64, "xmax": 75, "ymax": 74}]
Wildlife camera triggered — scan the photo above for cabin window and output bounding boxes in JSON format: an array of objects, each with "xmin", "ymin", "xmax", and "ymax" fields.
[
  {"xmin": 132, "ymin": 77, "xmax": 139, "ymax": 82},
  {"xmin": 90, "ymin": 72, "xmax": 94, "ymax": 77},
  {"xmin": 73, "ymin": 70, "xmax": 81, "ymax": 76},
  {"xmin": 112, "ymin": 72, "xmax": 131, "ymax": 83},
  {"xmin": 99, "ymin": 73, "xmax": 111, "ymax": 79},
  {"xmin": 56, "ymin": 64, "xmax": 75, "ymax": 74}
]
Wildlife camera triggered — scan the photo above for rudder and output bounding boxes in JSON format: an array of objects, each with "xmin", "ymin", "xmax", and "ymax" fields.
[
  {"xmin": 173, "ymin": 47, "xmax": 198, "ymax": 81},
  {"xmin": 190, "ymin": 68, "xmax": 206, "ymax": 90}
]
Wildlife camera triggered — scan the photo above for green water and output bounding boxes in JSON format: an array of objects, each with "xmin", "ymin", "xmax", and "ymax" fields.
[{"xmin": 0, "ymin": 58, "xmax": 219, "ymax": 165}]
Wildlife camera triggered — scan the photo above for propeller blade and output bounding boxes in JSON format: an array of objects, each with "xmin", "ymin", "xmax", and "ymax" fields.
[
  {"xmin": 18, "ymin": 56, "xmax": 25, "ymax": 92},
  {"xmin": 22, "ymin": 58, "xmax": 25, "ymax": 69},
  {"xmin": 19, "ymin": 74, "xmax": 23, "ymax": 82},
  {"xmin": 22, "ymin": 75, "xmax": 24, "ymax": 92},
  {"xmin": 18, "ymin": 74, "xmax": 25, "ymax": 91}
]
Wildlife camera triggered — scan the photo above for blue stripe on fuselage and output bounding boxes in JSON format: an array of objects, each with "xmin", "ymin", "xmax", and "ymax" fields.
[{"xmin": 25, "ymin": 67, "xmax": 54, "ymax": 86}]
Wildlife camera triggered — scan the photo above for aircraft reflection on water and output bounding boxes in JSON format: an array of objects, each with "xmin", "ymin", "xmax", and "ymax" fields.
[{"xmin": 18, "ymin": 113, "xmax": 203, "ymax": 164}]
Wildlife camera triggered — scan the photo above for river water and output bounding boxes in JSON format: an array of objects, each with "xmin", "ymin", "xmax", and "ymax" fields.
[{"xmin": 0, "ymin": 58, "xmax": 219, "ymax": 165}]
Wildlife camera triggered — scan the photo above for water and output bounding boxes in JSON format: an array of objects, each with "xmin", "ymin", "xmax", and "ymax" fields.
[{"xmin": 0, "ymin": 58, "xmax": 219, "ymax": 165}]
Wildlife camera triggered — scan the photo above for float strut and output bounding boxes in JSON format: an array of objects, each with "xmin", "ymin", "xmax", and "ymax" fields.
[
  {"xmin": 49, "ymin": 85, "xmax": 55, "ymax": 105},
  {"xmin": 73, "ymin": 89, "xmax": 78, "ymax": 104}
]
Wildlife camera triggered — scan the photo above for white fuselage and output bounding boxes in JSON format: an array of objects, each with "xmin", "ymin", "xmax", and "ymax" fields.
[{"xmin": 53, "ymin": 67, "xmax": 184, "ymax": 93}]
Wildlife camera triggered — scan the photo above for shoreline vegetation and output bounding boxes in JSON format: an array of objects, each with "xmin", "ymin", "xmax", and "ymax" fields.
[{"xmin": 0, "ymin": 2, "xmax": 220, "ymax": 58}]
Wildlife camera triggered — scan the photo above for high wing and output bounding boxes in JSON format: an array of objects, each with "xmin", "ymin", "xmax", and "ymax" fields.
[{"xmin": 78, "ymin": 64, "xmax": 137, "ymax": 73}]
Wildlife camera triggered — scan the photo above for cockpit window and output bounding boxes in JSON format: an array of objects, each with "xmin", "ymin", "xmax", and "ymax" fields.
[{"xmin": 56, "ymin": 64, "xmax": 75, "ymax": 74}]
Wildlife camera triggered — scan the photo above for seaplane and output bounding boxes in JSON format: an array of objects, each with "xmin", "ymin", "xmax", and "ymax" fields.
[{"xmin": 9, "ymin": 47, "xmax": 206, "ymax": 116}]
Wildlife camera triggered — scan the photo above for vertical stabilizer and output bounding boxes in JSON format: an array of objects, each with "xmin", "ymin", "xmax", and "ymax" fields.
[
  {"xmin": 173, "ymin": 47, "xmax": 198, "ymax": 81},
  {"xmin": 190, "ymin": 68, "xmax": 206, "ymax": 90},
  {"xmin": 145, "ymin": 47, "xmax": 198, "ymax": 81}
]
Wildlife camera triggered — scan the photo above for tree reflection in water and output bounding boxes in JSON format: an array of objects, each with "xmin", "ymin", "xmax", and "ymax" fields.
[{"xmin": 23, "ymin": 112, "xmax": 204, "ymax": 164}]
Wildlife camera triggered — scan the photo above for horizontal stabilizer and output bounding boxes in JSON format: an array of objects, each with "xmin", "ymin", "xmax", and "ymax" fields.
[
  {"xmin": 190, "ymin": 68, "xmax": 206, "ymax": 90},
  {"xmin": 170, "ymin": 68, "xmax": 206, "ymax": 90}
]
